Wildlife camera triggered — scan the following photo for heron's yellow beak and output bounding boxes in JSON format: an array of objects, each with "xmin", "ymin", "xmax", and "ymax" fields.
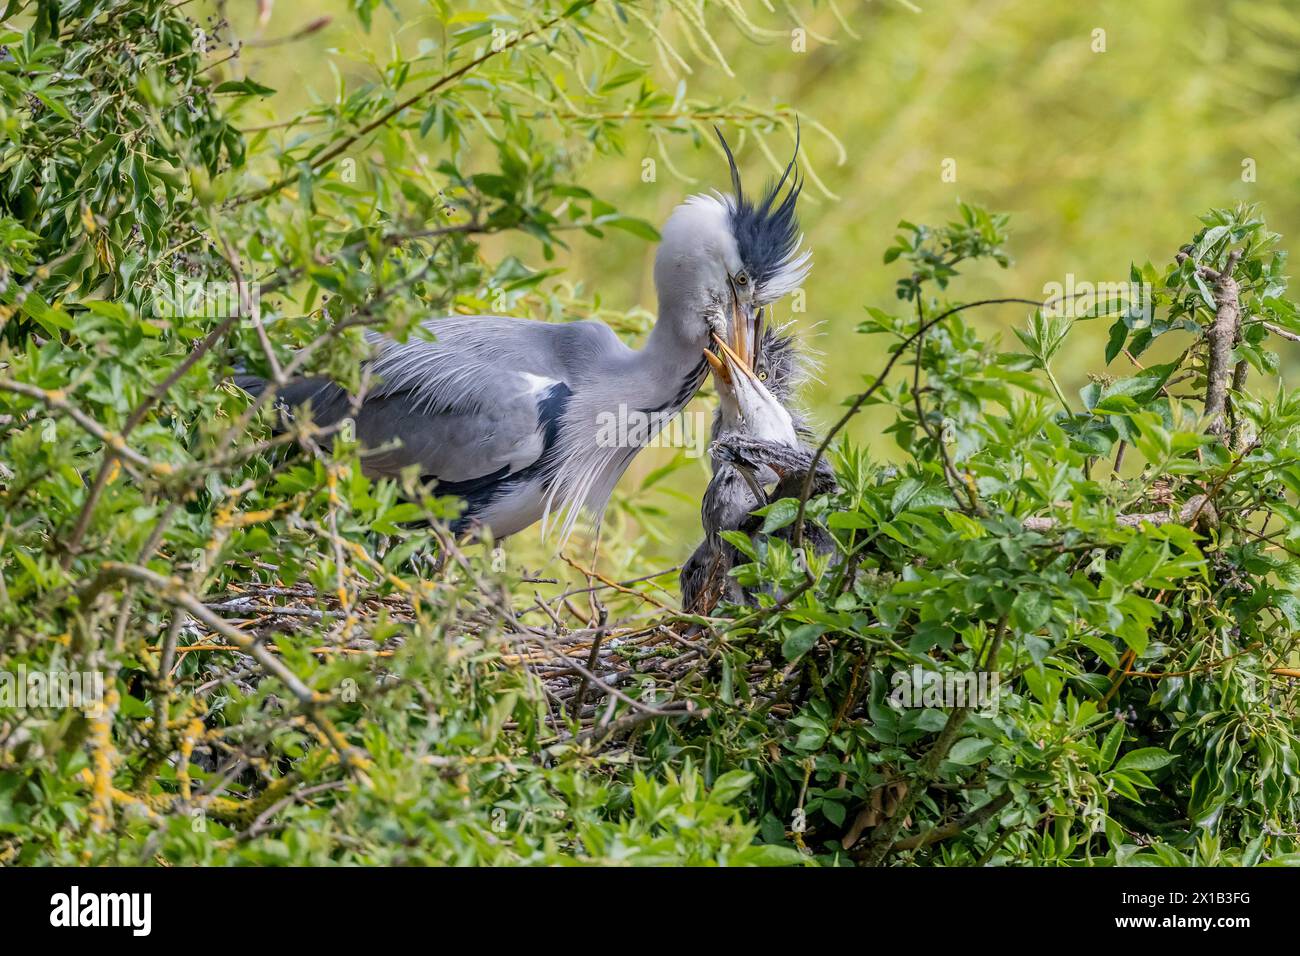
[
  {"xmin": 703, "ymin": 296, "xmax": 761, "ymax": 388},
  {"xmin": 704, "ymin": 331, "xmax": 760, "ymax": 390}
]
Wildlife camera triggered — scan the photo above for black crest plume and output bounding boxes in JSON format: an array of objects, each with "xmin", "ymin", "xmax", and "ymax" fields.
[{"xmin": 713, "ymin": 123, "xmax": 806, "ymax": 300}]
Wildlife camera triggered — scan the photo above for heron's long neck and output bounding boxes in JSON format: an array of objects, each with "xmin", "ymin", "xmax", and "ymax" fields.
[
  {"xmin": 543, "ymin": 297, "xmax": 706, "ymax": 544},
  {"xmin": 621, "ymin": 301, "xmax": 707, "ymax": 413}
]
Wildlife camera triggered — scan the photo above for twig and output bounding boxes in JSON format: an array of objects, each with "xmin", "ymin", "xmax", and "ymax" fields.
[
  {"xmin": 229, "ymin": 4, "xmax": 595, "ymax": 206},
  {"xmin": 1021, "ymin": 494, "xmax": 1217, "ymax": 533},
  {"xmin": 571, "ymin": 608, "xmax": 609, "ymax": 716},
  {"xmin": 63, "ymin": 313, "xmax": 242, "ymax": 566},
  {"xmin": 891, "ymin": 791, "xmax": 1014, "ymax": 852},
  {"xmin": 792, "ymin": 298, "xmax": 1046, "ymax": 551},
  {"xmin": 1177, "ymin": 248, "xmax": 1242, "ymax": 436},
  {"xmin": 857, "ymin": 616, "xmax": 1008, "ymax": 866},
  {"xmin": 0, "ymin": 378, "xmax": 172, "ymax": 476},
  {"xmin": 82, "ymin": 563, "xmax": 367, "ymax": 776}
]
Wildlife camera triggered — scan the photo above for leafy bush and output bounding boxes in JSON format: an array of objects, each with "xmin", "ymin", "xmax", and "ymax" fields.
[
  {"xmin": 1, "ymin": 1, "xmax": 1298, "ymax": 866},
  {"xmin": 684, "ymin": 202, "xmax": 1300, "ymax": 865}
]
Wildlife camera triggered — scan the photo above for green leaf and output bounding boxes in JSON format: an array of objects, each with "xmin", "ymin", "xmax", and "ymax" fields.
[
  {"xmin": 20, "ymin": 293, "xmax": 72, "ymax": 334},
  {"xmin": 1010, "ymin": 590, "xmax": 1052, "ymax": 631},
  {"xmin": 214, "ymin": 79, "xmax": 277, "ymax": 96},
  {"xmin": 781, "ymin": 623, "xmax": 826, "ymax": 661},
  {"xmin": 947, "ymin": 737, "xmax": 995, "ymax": 765},
  {"xmin": 1105, "ymin": 317, "xmax": 1127, "ymax": 364},
  {"xmin": 603, "ymin": 215, "xmax": 660, "ymax": 241},
  {"xmin": 1100, "ymin": 723, "xmax": 1125, "ymax": 770},
  {"xmin": 707, "ymin": 770, "xmax": 753, "ymax": 804},
  {"xmin": 718, "ymin": 530, "xmax": 758, "ymax": 561},
  {"xmin": 1115, "ymin": 748, "xmax": 1176, "ymax": 773},
  {"xmin": 742, "ymin": 844, "xmax": 806, "ymax": 866},
  {"xmin": 759, "ymin": 498, "xmax": 800, "ymax": 534}
]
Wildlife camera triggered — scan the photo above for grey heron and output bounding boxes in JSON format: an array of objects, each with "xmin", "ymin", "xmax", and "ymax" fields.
[
  {"xmin": 680, "ymin": 325, "xmax": 837, "ymax": 615},
  {"xmin": 238, "ymin": 131, "xmax": 810, "ymax": 544}
]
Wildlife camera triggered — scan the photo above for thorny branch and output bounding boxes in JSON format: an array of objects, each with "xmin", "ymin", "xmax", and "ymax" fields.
[{"xmin": 1178, "ymin": 248, "xmax": 1244, "ymax": 438}]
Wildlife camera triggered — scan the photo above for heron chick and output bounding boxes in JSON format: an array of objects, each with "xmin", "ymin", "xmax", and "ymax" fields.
[
  {"xmin": 680, "ymin": 324, "xmax": 837, "ymax": 615},
  {"xmin": 238, "ymin": 131, "xmax": 810, "ymax": 545}
]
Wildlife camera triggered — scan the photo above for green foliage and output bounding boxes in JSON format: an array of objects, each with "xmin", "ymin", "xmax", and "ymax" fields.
[
  {"xmin": 671, "ymin": 202, "xmax": 1300, "ymax": 865},
  {"xmin": 0, "ymin": 0, "xmax": 825, "ymax": 867}
]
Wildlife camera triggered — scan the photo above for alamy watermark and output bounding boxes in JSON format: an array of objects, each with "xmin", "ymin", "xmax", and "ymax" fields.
[
  {"xmin": 49, "ymin": 886, "xmax": 151, "ymax": 936},
  {"xmin": 151, "ymin": 276, "xmax": 261, "ymax": 319},
  {"xmin": 890, "ymin": 666, "xmax": 1000, "ymax": 716},
  {"xmin": 1042, "ymin": 273, "xmax": 1151, "ymax": 322},
  {"xmin": 594, "ymin": 404, "xmax": 710, "ymax": 458}
]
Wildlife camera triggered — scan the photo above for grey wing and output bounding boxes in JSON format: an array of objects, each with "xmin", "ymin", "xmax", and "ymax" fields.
[
  {"xmin": 351, "ymin": 380, "xmax": 562, "ymax": 483},
  {"xmin": 351, "ymin": 315, "xmax": 616, "ymax": 484},
  {"xmin": 266, "ymin": 366, "xmax": 571, "ymax": 488}
]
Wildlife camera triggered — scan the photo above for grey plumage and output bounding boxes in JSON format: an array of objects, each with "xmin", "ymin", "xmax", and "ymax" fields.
[
  {"xmin": 241, "ymin": 317, "xmax": 664, "ymax": 539},
  {"xmin": 238, "ymin": 131, "xmax": 810, "ymax": 543},
  {"xmin": 679, "ymin": 325, "xmax": 838, "ymax": 616}
]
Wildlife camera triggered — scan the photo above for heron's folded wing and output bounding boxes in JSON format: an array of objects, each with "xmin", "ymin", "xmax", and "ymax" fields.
[{"xmin": 350, "ymin": 374, "xmax": 571, "ymax": 486}]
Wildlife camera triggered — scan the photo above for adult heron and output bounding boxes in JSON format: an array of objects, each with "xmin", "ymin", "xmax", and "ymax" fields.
[
  {"xmin": 680, "ymin": 327, "xmax": 837, "ymax": 615},
  {"xmin": 238, "ymin": 132, "xmax": 809, "ymax": 543}
]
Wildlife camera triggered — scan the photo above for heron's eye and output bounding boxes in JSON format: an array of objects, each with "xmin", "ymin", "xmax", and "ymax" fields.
[
  {"xmin": 734, "ymin": 271, "xmax": 748, "ymax": 286},
  {"xmin": 758, "ymin": 370, "xmax": 768, "ymax": 381}
]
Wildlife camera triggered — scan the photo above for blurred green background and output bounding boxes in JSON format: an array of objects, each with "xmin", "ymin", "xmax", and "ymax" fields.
[{"xmin": 220, "ymin": 0, "xmax": 1300, "ymax": 573}]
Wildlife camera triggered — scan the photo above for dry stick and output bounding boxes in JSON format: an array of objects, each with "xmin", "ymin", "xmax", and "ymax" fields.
[
  {"xmin": 571, "ymin": 607, "xmax": 609, "ymax": 717},
  {"xmin": 529, "ymin": 625, "xmax": 674, "ymax": 719},
  {"xmin": 1178, "ymin": 248, "xmax": 1242, "ymax": 437},
  {"xmin": 560, "ymin": 552, "xmax": 676, "ymax": 613},
  {"xmin": 567, "ymin": 700, "xmax": 704, "ymax": 747},
  {"xmin": 891, "ymin": 790, "xmax": 1015, "ymax": 852},
  {"xmin": 522, "ymin": 564, "xmax": 680, "ymax": 613},
  {"xmin": 1021, "ymin": 495, "xmax": 1217, "ymax": 533},
  {"xmin": 158, "ymin": 642, "xmax": 391, "ymax": 657},
  {"xmin": 62, "ymin": 313, "xmax": 242, "ymax": 566},
  {"xmin": 585, "ymin": 527, "xmax": 604, "ymax": 625},
  {"xmin": 430, "ymin": 533, "xmax": 672, "ymax": 724},
  {"xmin": 230, "ymin": 3, "xmax": 594, "ymax": 207},
  {"xmin": 791, "ymin": 298, "xmax": 1045, "ymax": 552},
  {"xmin": 856, "ymin": 616, "xmax": 1008, "ymax": 866},
  {"xmin": 1262, "ymin": 320, "xmax": 1300, "ymax": 343}
]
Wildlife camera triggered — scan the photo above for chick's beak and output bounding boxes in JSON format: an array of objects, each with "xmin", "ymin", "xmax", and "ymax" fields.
[
  {"xmin": 702, "ymin": 346, "xmax": 730, "ymax": 386},
  {"xmin": 735, "ymin": 462, "xmax": 767, "ymax": 503},
  {"xmin": 704, "ymin": 332, "xmax": 760, "ymax": 392},
  {"xmin": 703, "ymin": 290, "xmax": 761, "ymax": 390}
]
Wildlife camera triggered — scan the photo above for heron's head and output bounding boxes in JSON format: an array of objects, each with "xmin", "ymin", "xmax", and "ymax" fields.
[
  {"xmin": 653, "ymin": 128, "xmax": 810, "ymax": 355},
  {"xmin": 704, "ymin": 329, "xmax": 798, "ymax": 449}
]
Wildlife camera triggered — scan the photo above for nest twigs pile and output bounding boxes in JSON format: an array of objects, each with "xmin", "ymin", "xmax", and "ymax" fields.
[{"xmin": 177, "ymin": 537, "xmax": 752, "ymax": 755}]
